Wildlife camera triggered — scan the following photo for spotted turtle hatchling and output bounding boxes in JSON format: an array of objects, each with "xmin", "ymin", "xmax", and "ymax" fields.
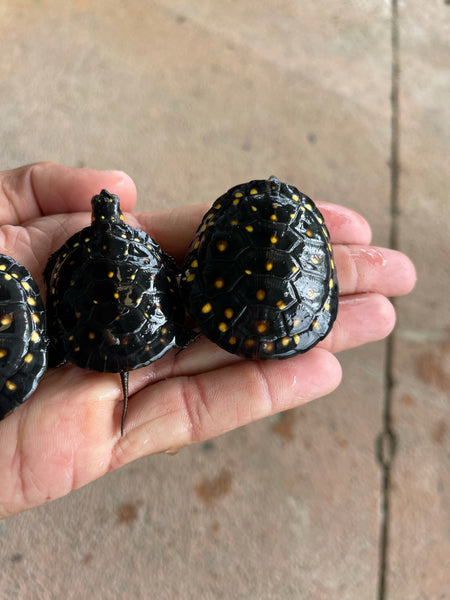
[
  {"xmin": 44, "ymin": 189, "xmax": 183, "ymax": 434},
  {"xmin": 0, "ymin": 254, "xmax": 48, "ymax": 420},
  {"xmin": 181, "ymin": 176, "xmax": 338, "ymax": 359}
]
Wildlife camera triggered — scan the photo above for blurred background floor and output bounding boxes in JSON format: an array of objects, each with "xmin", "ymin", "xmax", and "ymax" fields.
[{"xmin": 0, "ymin": 1, "xmax": 448, "ymax": 598}]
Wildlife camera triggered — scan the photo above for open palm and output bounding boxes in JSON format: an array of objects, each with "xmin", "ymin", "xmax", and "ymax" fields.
[{"xmin": 0, "ymin": 162, "xmax": 416, "ymax": 518}]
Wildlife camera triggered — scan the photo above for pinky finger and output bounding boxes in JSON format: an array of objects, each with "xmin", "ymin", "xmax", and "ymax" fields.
[
  {"xmin": 320, "ymin": 293, "xmax": 396, "ymax": 353},
  {"xmin": 111, "ymin": 348, "xmax": 342, "ymax": 467}
]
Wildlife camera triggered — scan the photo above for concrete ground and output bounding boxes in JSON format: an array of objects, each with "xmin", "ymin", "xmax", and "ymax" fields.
[{"xmin": 0, "ymin": 1, "xmax": 448, "ymax": 598}]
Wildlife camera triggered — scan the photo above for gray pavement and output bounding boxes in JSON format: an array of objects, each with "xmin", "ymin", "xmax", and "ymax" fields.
[{"xmin": 0, "ymin": 1, "xmax": 448, "ymax": 598}]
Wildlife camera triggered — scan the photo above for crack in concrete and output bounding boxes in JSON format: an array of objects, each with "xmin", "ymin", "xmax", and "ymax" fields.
[{"xmin": 376, "ymin": 1, "xmax": 400, "ymax": 599}]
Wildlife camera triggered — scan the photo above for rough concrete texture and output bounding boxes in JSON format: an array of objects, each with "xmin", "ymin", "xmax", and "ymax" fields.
[{"xmin": 0, "ymin": 1, "xmax": 448, "ymax": 599}]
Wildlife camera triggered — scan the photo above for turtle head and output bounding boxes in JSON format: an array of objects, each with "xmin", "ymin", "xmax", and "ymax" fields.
[{"xmin": 91, "ymin": 190, "xmax": 124, "ymax": 225}]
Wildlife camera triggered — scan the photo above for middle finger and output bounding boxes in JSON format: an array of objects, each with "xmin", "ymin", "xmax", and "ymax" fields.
[{"xmin": 334, "ymin": 244, "xmax": 416, "ymax": 297}]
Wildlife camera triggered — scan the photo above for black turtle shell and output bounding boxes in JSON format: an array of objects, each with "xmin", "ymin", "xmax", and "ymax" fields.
[
  {"xmin": 0, "ymin": 254, "xmax": 47, "ymax": 419},
  {"xmin": 181, "ymin": 176, "xmax": 338, "ymax": 359},
  {"xmin": 44, "ymin": 190, "xmax": 183, "ymax": 374}
]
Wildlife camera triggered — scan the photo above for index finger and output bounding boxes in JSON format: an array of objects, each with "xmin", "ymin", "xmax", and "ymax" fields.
[
  {"xmin": 133, "ymin": 201, "xmax": 373, "ymax": 264},
  {"xmin": 0, "ymin": 162, "xmax": 137, "ymax": 226}
]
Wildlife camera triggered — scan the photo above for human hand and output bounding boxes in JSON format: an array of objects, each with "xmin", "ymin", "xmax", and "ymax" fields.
[{"xmin": 0, "ymin": 162, "xmax": 416, "ymax": 518}]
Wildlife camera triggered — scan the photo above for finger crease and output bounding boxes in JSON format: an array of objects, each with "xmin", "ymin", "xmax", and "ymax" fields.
[
  {"xmin": 179, "ymin": 376, "xmax": 212, "ymax": 445},
  {"xmin": 344, "ymin": 245, "xmax": 360, "ymax": 293},
  {"xmin": 252, "ymin": 362, "xmax": 275, "ymax": 417}
]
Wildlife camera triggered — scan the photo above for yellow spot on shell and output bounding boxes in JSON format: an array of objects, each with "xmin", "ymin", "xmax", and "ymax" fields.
[
  {"xmin": 114, "ymin": 292, "xmax": 120, "ymax": 299},
  {"xmin": 312, "ymin": 320, "xmax": 320, "ymax": 330},
  {"xmin": 256, "ymin": 289, "xmax": 266, "ymax": 301},
  {"xmin": 88, "ymin": 332, "xmax": 95, "ymax": 339},
  {"xmin": 245, "ymin": 339, "xmax": 256, "ymax": 348},
  {"xmin": 281, "ymin": 337, "xmax": 290, "ymax": 346},
  {"xmin": 108, "ymin": 271, "xmax": 114, "ymax": 278},
  {"xmin": 270, "ymin": 235, "xmax": 278, "ymax": 244},
  {"xmin": 233, "ymin": 198, "xmax": 240, "ymax": 206},
  {"xmin": 330, "ymin": 259, "xmax": 335, "ymax": 269},
  {"xmin": 249, "ymin": 188, "xmax": 258, "ymax": 195},
  {"xmin": 251, "ymin": 205, "xmax": 258, "ymax": 212},
  {"xmin": 231, "ymin": 219, "xmax": 238, "ymax": 226},
  {"xmin": 4, "ymin": 274, "xmax": 12, "ymax": 281},
  {"xmin": 245, "ymin": 269, "xmax": 252, "ymax": 275},
  {"xmin": 305, "ymin": 203, "xmax": 312, "ymax": 210},
  {"xmin": 270, "ymin": 214, "xmax": 277, "ymax": 221},
  {"xmin": 292, "ymin": 265, "xmax": 299, "ymax": 273},
  {"xmin": 261, "ymin": 342, "xmax": 274, "ymax": 353},
  {"xmin": 255, "ymin": 320, "xmax": 270, "ymax": 334},
  {"xmin": 234, "ymin": 192, "xmax": 243, "ymax": 198},
  {"xmin": 6, "ymin": 380, "xmax": 17, "ymax": 391},
  {"xmin": 329, "ymin": 278, "xmax": 334, "ymax": 289},
  {"xmin": 27, "ymin": 296, "xmax": 37, "ymax": 306},
  {"xmin": 218, "ymin": 322, "xmax": 228, "ymax": 332},
  {"xmin": 1, "ymin": 315, "xmax": 13, "ymax": 326},
  {"xmin": 245, "ymin": 225, "xmax": 253, "ymax": 233},
  {"xmin": 265, "ymin": 261, "xmax": 273, "ymax": 271},
  {"xmin": 224, "ymin": 308, "xmax": 234, "ymax": 319},
  {"xmin": 0, "ymin": 265, "xmax": 6, "ymax": 271},
  {"xmin": 32, "ymin": 313, "xmax": 40, "ymax": 323},
  {"xmin": 12, "ymin": 273, "xmax": 18, "ymax": 279},
  {"xmin": 216, "ymin": 241, "xmax": 228, "ymax": 252},
  {"xmin": 194, "ymin": 240, "xmax": 200, "ymax": 249},
  {"xmin": 293, "ymin": 334, "xmax": 300, "ymax": 344},
  {"xmin": 24, "ymin": 353, "xmax": 34, "ymax": 363},
  {"xmin": 30, "ymin": 331, "xmax": 40, "ymax": 342},
  {"xmin": 191, "ymin": 259, "xmax": 198, "ymax": 268},
  {"xmin": 277, "ymin": 300, "xmax": 286, "ymax": 309},
  {"xmin": 292, "ymin": 194, "xmax": 299, "ymax": 201},
  {"xmin": 308, "ymin": 289, "xmax": 315, "ymax": 298},
  {"xmin": 324, "ymin": 302, "xmax": 330, "ymax": 311},
  {"xmin": 306, "ymin": 229, "xmax": 313, "ymax": 238},
  {"xmin": 228, "ymin": 336, "xmax": 237, "ymax": 345},
  {"xmin": 0, "ymin": 349, "xmax": 7, "ymax": 358},
  {"xmin": 202, "ymin": 303, "xmax": 212, "ymax": 314},
  {"xmin": 186, "ymin": 273, "xmax": 195, "ymax": 282},
  {"xmin": 214, "ymin": 277, "xmax": 224, "ymax": 289}
]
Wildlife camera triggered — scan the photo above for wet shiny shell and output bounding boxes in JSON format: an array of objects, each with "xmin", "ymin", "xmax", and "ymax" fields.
[
  {"xmin": 0, "ymin": 254, "xmax": 48, "ymax": 419},
  {"xmin": 181, "ymin": 177, "xmax": 338, "ymax": 359},
  {"xmin": 44, "ymin": 191, "xmax": 183, "ymax": 373}
]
